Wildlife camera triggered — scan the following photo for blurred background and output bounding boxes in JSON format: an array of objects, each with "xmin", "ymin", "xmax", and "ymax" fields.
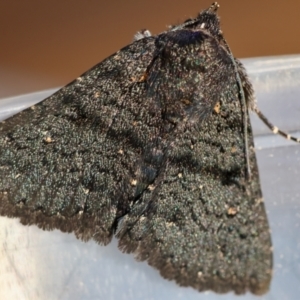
[{"xmin": 1, "ymin": 0, "xmax": 300, "ymax": 98}]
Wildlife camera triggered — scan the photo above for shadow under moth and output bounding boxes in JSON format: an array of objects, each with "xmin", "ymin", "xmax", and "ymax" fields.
[{"xmin": 1, "ymin": 2, "xmax": 299, "ymax": 295}]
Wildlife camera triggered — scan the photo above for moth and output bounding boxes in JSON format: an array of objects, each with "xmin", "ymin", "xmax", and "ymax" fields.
[{"xmin": 1, "ymin": 2, "xmax": 298, "ymax": 295}]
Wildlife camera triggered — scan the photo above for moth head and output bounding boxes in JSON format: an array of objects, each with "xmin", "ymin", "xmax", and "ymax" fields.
[
  {"xmin": 173, "ymin": 2, "xmax": 221, "ymax": 40},
  {"xmin": 196, "ymin": 2, "xmax": 220, "ymax": 35}
]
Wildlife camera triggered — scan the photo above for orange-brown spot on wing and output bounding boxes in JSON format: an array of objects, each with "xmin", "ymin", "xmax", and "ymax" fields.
[
  {"xmin": 181, "ymin": 99, "xmax": 192, "ymax": 106},
  {"xmin": 44, "ymin": 136, "xmax": 54, "ymax": 143},
  {"xmin": 147, "ymin": 184, "xmax": 155, "ymax": 191},
  {"xmin": 231, "ymin": 146, "xmax": 237, "ymax": 153},
  {"xmin": 227, "ymin": 207, "xmax": 238, "ymax": 216},
  {"xmin": 94, "ymin": 91, "xmax": 101, "ymax": 98},
  {"xmin": 214, "ymin": 102, "xmax": 221, "ymax": 114},
  {"xmin": 139, "ymin": 72, "xmax": 148, "ymax": 82},
  {"xmin": 130, "ymin": 179, "xmax": 137, "ymax": 186}
]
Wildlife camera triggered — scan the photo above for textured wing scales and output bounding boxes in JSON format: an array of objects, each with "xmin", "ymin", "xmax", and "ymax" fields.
[
  {"xmin": 0, "ymin": 10, "xmax": 272, "ymax": 295},
  {"xmin": 0, "ymin": 38, "xmax": 157, "ymax": 244},
  {"xmin": 116, "ymin": 31, "xmax": 272, "ymax": 294}
]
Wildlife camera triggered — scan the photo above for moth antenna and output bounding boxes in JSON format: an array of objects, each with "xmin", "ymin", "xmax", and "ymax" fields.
[
  {"xmin": 253, "ymin": 105, "xmax": 300, "ymax": 143},
  {"xmin": 234, "ymin": 63, "xmax": 251, "ymax": 180},
  {"xmin": 221, "ymin": 37, "xmax": 251, "ymax": 179}
]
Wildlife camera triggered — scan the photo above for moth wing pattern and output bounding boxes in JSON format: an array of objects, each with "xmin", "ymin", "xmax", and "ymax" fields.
[
  {"xmin": 116, "ymin": 31, "xmax": 272, "ymax": 294},
  {"xmin": 0, "ymin": 37, "xmax": 157, "ymax": 245},
  {"xmin": 0, "ymin": 3, "xmax": 272, "ymax": 295}
]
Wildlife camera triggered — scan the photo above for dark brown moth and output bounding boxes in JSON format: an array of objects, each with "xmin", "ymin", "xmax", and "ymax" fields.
[{"xmin": 3, "ymin": 2, "xmax": 294, "ymax": 295}]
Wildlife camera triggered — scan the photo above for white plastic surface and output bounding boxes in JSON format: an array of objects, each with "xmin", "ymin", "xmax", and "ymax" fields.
[{"xmin": 0, "ymin": 55, "xmax": 300, "ymax": 300}]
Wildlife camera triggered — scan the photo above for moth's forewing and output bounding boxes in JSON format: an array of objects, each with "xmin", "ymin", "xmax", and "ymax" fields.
[
  {"xmin": 117, "ymin": 30, "xmax": 272, "ymax": 294},
  {"xmin": 0, "ymin": 4, "xmax": 272, "ymax": 295},
  {"xmin": 0, "ymin": 38, "xmax": 156, "ymax": 244}
]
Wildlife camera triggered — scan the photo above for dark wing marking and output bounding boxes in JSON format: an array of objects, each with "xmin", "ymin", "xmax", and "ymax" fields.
[{"xmin": 116, "ymin": 30, "xmax": 273, "ymax": 295}]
